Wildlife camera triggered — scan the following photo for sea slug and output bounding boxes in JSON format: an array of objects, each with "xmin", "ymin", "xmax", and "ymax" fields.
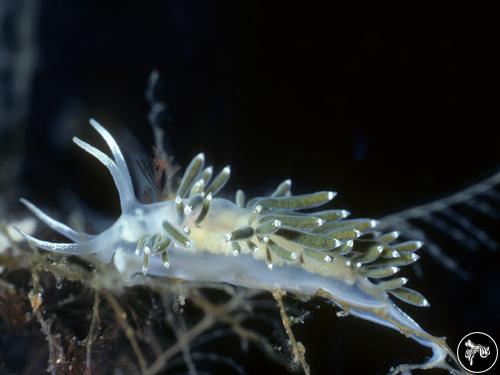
[{"xmin": 17, "ymin": 119, "xmax": 463, "ymax": 374}]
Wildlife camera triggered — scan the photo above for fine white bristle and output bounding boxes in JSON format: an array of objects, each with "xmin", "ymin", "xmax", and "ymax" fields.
[
  {"xmin": 391, "ymin": 266, "xmax": 400, "ymax": 273},
  {"xmin": 274, "ymin": 219, "xmax": 282, "ymax": 227},
  {"xmin": 163, "ymin": 262, "xmax": 170, "ymax": 269},
  {"xmin": 411, "ymin": 253, "xmax": 420, "ymax": 261},
  {"xmin": 184, "ymin": 205, "xmax": 193, "ymax": 216},
  {"xmin": 262, "ymin": 236, "xmax": 269, "ymax": 243},
  {"xmin": 267, "ymin": 263, "xmax": 273, "ymax": 270},
  {"xmin": 327, "ymin": 191, "xmax": 336, "ymax": 200},
  {"xmin": 346, "ymin": 260, "xmax": 351, "ymax": 266},
  {"xmin": 376, "ymin": 245, "xmax": 384, "ymax": 253},
  {"xmin": 317, "ymin": 218, "xmax": 324, "ymax": 226},
  {"xmin": 144, "ymin": 247, "xmax": 151, "ymax": 255},
  {"xmin": 225, "ymin": 233, "xmax": 232, "ymax": 242},
  {"xmin": 175, "ymin": 196, "xmax": 182, "ymax": 204},
  {"xmin": 232, "ymin": 250, "xmax": 239, "ymax": 257},
  {"xmin": 183, "ymin": 226, "xmax": 190, "ymax": 234},
  {"xmin": 324, "ymin": 255, "xmax": 332, "ymax": 262},
  {"xmin": 370, "ymin": 220, "xmax": 379, "ymax": 228},
  {"xmin": 291, "ymin": 252, "xmax": 297, "ymax": 260},
  {"xmin": 422, "ymin": 299, "xmax": 430, "ymax": 307}
]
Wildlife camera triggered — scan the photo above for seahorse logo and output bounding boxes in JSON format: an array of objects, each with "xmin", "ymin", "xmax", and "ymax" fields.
[
  {"xmin": 457, "ymin": 332, "xmax": 498, "ymax": 373},
  {"xmin": 464, "ymin": 339, "xmax": 490, "ymax": 366}
]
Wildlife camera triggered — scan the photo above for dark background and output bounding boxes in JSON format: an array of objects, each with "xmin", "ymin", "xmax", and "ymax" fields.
[{"xmin": 2, "ymin": 1, "xmax": 500, "ymax": 374}]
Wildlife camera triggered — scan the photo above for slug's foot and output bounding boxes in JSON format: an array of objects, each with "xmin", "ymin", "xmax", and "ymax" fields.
[
  {"xmin": 389, "ymin": 360, "xmax": 464, "ymax": 375},
  {"xmin": 317, "ymin": 289, "xmax": 464, "ymax": 375},
  {"xmin": 388, "ymin": 339, "xmax": 464, "ymax": 375}
]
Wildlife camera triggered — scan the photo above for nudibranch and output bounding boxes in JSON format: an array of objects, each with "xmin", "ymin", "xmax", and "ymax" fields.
[{"xmin": 17, "ymin": 119, "xmax": 463, "ymax": 374}]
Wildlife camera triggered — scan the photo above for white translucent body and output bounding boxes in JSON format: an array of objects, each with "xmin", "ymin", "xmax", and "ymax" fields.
[{"xmin": 16, "ymin": 120, "xmax": 460, "ymax": 374}]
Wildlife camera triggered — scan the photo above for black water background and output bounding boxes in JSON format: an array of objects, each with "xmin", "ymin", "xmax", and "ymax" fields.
[{"xmin": 3, "ymin": 1, "xmax": 500, "ymax": 374}]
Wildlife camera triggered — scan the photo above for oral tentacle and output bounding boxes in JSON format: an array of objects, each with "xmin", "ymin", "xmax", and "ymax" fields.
[
  {"xmin": 20, "ymin": 198, "xmax": 93, "ymax": 242},
  {"xmin": 15, "ymin": 228, "xmax": 99, "ymax": 256}
]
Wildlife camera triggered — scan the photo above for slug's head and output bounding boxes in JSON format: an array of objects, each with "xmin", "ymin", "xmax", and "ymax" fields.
[{"xmin": 16, "ymin": 119, "xmax": 138, "ymax": 263}]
